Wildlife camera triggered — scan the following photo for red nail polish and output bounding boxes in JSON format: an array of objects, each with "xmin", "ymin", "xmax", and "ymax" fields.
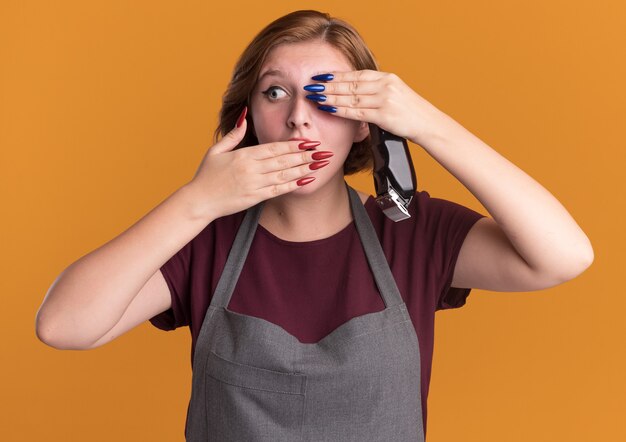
[
  {"xmin": 297, "ymin": 177, "xmax": 315, "ymax": 186},
  {"xmin": 236, "ymin": 106, "xmax": 248, "ymax": 128},
  {"xmin": 309, "ymin": 160, "xmax": 330, "ymax": 170},
  {"xmin": 298, "ymin": 141, "xmax": 321, "ymax": 150},
  {"xmin": 311, "ymin": 151, "xmax": 334, "ymax": 160}
]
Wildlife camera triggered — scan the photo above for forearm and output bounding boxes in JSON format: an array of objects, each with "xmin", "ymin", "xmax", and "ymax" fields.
[
  {"xmin": 36, "ymin": 183, "xmax": 213, "ymax": 348},
  {"xmin": 416, "ymin": 110, "xmax": 593, "ymax": 279}
]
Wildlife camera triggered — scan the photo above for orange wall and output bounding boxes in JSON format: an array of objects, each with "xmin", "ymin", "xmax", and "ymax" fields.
[{"xmin": 2, "ymin": 1, "xmax": 623, "ymax": 440}]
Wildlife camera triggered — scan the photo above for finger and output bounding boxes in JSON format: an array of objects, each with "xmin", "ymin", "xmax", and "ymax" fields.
[
  {"xmin": 321, "ymin": 105, "xmax": 377, "ymax": 122},
  {"xmin": 306, "ymin": 70, "xmax": 386, "ymax": 96},
  {"xmin": 210, "ymin": 107, "xmax": 248, "ymax": 154},
  {"xmin": 308, "ymin": 93, "xmax": 381, "ymax": 110},
  {"xmin": 316, "ymin": 69, "xmax": 386, "ymax": 83},
  {"xmin": 311, "ymin": 79, "xmax": 379, "ymax": 96},
  {"xmin": 260, "ymin": 160, "xmax": 327, "ymax": 187},
  {"xmin": 256, "ymin": 175, "xmax": 317, "ymax": 200},
  {"xmin": 259, "ymin": 160, "xmax": 329, "ymax": 187},
  {"xmin": 254, "ymin": 150, "xmax": 330, "ymax": 174},
  {"xmin": 249, "ymin": 139, "xmax": 322, "ymax": 160}
]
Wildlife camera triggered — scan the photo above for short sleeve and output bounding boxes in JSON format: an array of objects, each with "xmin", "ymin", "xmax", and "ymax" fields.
[
  {"xmin": 149, "ymin": 240, "xmax": 192, "ymax": 330},
  {"xmin": 422, "ymin": 193, "xmax": 486, "ymax": 311}
]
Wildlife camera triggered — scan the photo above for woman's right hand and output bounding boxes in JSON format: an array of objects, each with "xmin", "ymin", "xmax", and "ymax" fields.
[{"xmin": 186, "ymin": 107, "xmax": 332, "ymax": 221}]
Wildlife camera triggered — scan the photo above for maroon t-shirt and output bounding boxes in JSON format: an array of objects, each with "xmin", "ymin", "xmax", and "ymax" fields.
[{"xmin": 150, "ymin": 189, "xmax": 486, "ymax": 435}]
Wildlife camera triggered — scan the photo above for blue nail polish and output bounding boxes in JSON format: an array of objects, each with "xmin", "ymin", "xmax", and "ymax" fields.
[
  {"xmin": 304, "ymin": 84, "xmax": 325, "ymax": 92},
  {"xmin": 318, "ymin": 105, "xmax": 337, "ymax": 113},
  {"xmin": 306, "ymin": 94, "xmax": 327, "ymax": 102},
  {"xmin": 311, "ymin": 73, "xmax": 334, "ymax": 81}
]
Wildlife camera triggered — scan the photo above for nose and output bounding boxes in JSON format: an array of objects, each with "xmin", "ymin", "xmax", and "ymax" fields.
[{"xmin": 287, "ymin": 93, "xmax": 316, "ymax": 129}]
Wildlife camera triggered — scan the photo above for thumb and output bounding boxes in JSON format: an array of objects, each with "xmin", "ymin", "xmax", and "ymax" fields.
[{"xmin": 211, "ymin": 106, "xmax": 248, "ymax": 154}]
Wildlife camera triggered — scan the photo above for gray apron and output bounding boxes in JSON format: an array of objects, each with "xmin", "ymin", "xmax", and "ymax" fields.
[{"xmin": 185, "ymin": 183, "xmax": 425, "ymax": 441}]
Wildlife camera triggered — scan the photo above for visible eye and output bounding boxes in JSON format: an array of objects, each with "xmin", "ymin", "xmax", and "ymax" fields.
[{"xmin": 261, "ymin": 85, "xmax": 288, "ymax": 101}]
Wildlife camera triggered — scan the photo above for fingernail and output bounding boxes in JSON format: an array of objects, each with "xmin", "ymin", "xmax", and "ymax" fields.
[
  {"xmin": 303, "ymin": 84, "xmax": 325, "ymax": 92},
  {"xmin": 311, "ymin": 151, "xmax": 334, "ymax": 160},
  {"xmin": 317, "ymin": 105, "xmax": 337, "ymax": 113},
  {"xmin": 297, "ymin": 177, "xmax": 315, "ymax": 186},
  {"xmin": 236, "ymin": 106, "xmax": 248, "ymax": 128},
  {"xmin": 306, "ymin": 94, "xmax": 327, "ymax": 102},
  {"xmin": 298, "ymin": 141, "xmax": 321, "ymax": 150},
  {"xmin": 309, "ymin": 160, "xmax": 330, "ymax": 170},
  {"xmin": 311, "ymin": 73, "xmax": 334, "ymax": 81}
]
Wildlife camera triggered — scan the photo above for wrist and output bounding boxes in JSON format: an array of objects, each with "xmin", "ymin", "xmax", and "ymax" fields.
[
  {"xmin": 410, "ymin": 105, "xmax": 457, "ymax": 147},
  {"xmin": 177, "ymin": 181, "xmax": 219, "ymax": 224}
]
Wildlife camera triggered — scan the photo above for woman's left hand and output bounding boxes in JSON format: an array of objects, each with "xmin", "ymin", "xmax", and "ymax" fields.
[{"xmin": 305, "ymin": 70, "xmax": 448, "ymax": 145}]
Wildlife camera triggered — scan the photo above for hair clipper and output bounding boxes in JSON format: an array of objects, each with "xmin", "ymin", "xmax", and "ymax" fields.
[{"xmin": 368, "ymin": 123, "xmax": 417, "ymax": 222}]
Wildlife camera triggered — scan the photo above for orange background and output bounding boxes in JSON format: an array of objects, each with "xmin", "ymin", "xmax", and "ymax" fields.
[{"xmin": 2, "ymin": 1, "xmax": 624, "ymax": 440}]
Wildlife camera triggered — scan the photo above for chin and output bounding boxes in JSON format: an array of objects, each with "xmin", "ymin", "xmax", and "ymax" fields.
[
  {"xmin": 295, "ymin": 171, "xmax": 344, "ymax": 194},
  {"xmin": 293, "ymin": 178, "xmax": 320, "ymax": 193}
]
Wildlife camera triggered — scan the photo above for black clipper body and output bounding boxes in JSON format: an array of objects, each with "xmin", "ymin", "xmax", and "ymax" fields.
[{"xmin": 368, "ymin": 123, "xmax": 417, "ymax": 222}]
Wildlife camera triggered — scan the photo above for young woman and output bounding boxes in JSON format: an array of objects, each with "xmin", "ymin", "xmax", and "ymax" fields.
[{"xmin": 36, "ymin": 9, "xmax": 594, "ymax": 441}]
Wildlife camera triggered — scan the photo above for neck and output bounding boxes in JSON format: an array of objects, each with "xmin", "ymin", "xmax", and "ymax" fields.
[{"xmin": 258, "ymin": 175, "xmax": 353, "ymax": 242}]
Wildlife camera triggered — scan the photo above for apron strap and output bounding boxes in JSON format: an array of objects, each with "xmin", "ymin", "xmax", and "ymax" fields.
[
  {"xmin": 210, "ymin": 181, "xmax": 404, "ymax": 309},
  {"xmin": 210, "ymin": 198, "xmax": 264, "ymax": 309},
  {"xmin": 346, "ymin": 183, "xmax": 405, "ymax": 308}
]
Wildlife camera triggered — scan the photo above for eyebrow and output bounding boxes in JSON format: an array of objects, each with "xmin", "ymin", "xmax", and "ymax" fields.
[{"xmin": 258, "ymin": 69, "xmax": 330, "ymax": 82}]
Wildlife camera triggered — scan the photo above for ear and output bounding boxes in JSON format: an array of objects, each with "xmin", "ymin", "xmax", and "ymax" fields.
[
  {"xmin": 353, "ymin": 121, "xmax": 369, "ymax": 143},
  {"xmin": 246, "ymin": 104, "xmax": 256, "ymax": 137}
]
